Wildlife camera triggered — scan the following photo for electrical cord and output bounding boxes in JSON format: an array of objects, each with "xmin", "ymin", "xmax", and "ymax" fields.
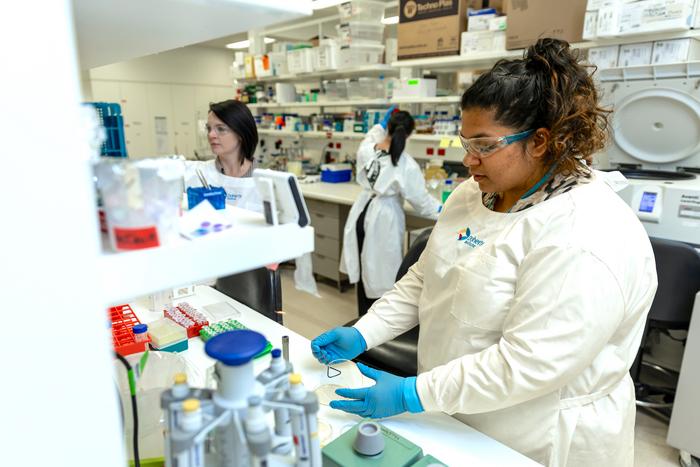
[{"xmin": 115, "ymin": 352, "xmax": 141, "ymax": 467}]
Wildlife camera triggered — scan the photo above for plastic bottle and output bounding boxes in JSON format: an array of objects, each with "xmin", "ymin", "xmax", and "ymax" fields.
[
  {"xmin": 132, "ymin": 324, "xmax": 148, "ymax": 343},
  {"xmin": 442, "ymin": 179, "xmax": 455, "ymax": 204},
  {"xmin": 288, "ymin": 374, "xmax": 310, "ymax": 467}
]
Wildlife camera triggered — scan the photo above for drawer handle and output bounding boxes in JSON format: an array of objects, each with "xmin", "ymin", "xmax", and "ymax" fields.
[
  {"xmin": 315, "ymin": 213, "xmax": 325, "ymax": 219},
  {"xmin": 317, "ymin": 234, "xmax": 326, "ymax": 239}
]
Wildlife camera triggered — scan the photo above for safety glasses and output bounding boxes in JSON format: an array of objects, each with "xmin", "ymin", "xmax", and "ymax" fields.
[
  {"xmin": 205, "ymin": 124, "xmax": 232, "ymax": 136},
  {"xmin": 459, "ymin": 129, "xmax": 534, "ymax": 159}
]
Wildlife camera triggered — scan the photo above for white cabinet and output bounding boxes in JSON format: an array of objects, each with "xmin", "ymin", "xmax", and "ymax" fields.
[
  {"xmin": 119, "ymin": 82, "xmax": 152, "ymax": 157},
  {"xmin": 171, "ymin": 84, "xmax": 197, "ymax": 158},
  {"xmin": 91, "ymin": 80, "xmax": 121, "ymax": 103},
  {"xmin": 146, "ymin": 83, "xmax": 175, "ymax": 155}
]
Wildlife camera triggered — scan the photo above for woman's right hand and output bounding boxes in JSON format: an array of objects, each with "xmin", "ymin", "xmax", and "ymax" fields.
[
  {"xmin": 310, "ymin": 327, "xmax": 367, "ymax": 364},
  {"xmin": 380, "ymin": 105, "xmax": 397, "ymax": 129}
]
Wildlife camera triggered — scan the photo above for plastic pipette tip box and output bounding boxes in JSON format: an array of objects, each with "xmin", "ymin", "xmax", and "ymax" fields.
[
  {"xmin": 148, "ymin": 318, "xmax": 188, "ymax": 353},
  {"xmin": 163, "ymin": 302, "xmax": 209, "ymax": 339},
  {"xmin": 109, "ymin": 304, "xmax": 150, "ymax": 356},
  {"xmin": 199, "ymin": 319, "xmax": 272, "ymax": 359}
]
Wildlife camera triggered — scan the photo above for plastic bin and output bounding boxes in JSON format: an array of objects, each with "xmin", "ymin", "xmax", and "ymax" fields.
[
  {"xmin": 337, "ymin": 21, "xmax": 385, "ymax": 46},
  {"xmin": 86, "ymin": 102, "xmax": 128, "ymax": 158},
  {"xmin": 338, "ymin": 44, "xmax": 385, "ymax": 69},
  {"xmin": 323, "ymin": 80, "xmax": 348, "ymax": 101},
  {"xmin": 321, "ymin": 163, "xmax": 353, "ymax": 183},
  {"xmin": 186, "ymin": 186, "xmax": 226, "ymax": 210},
  {"xmin": 287, "ymin": 47, "xmax": 315, "ymax": 74},
  {"xmin": 337, "ymin": 0, "xmax": 386, "ymax": 21}
]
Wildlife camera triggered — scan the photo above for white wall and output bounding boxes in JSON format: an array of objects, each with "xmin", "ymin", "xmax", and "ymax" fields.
[{"xmin": 88, "ymin": 46, "xmax": 236, "ymax": 158}]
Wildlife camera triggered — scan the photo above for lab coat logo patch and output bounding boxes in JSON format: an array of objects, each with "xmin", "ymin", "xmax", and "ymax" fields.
[{"xmin": 458, "ymin": 227, "xmax": 485, "ymax": 248}]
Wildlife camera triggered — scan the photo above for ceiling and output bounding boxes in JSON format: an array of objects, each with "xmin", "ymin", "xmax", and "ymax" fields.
[
  {"xmin": 196, "ymin": 0, "xmax": 398, "ymax": 49},
  {"xmin": 72, "ymin": 0, "xmax": 311, "ymax": 69}
]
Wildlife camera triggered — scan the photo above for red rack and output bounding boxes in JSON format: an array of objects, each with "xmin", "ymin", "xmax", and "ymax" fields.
[
  {"xmin": 164, "ymin": 305, "xmax": 209, "ymax": 339},
  {"xmin": 110, "ymin": 304, "xmax": 150, "ymax": 356}
]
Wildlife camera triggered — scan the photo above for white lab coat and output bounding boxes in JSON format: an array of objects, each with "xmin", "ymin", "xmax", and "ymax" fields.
[
  {"xmin": 354, "ymin": 173, "xmax": 658, "ymax": 466},
  {"xmin": 340, "ymin": 125, "xmax": 441, "ymax": 298},
  {"xmin": 184, "ymin": 159, "xmax": 263, "ymax": 213}
]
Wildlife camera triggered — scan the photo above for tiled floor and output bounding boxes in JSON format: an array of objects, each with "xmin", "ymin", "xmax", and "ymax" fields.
[{"xmin": 280, "ymin": 269, "xmax": 682, "ymax": 467}]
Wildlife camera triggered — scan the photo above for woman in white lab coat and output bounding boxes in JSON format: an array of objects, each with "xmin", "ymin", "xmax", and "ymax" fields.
[
  {"xmin": 185, "ymin": 99, "xmax": 262, "ymax": 212},
  {"xmin": 340, "ymin": 109, "xmax": 441, "ymax": 316},
  {"xmin": 312, "ymin": 38, "xmax": 658, "ymax": 466}
]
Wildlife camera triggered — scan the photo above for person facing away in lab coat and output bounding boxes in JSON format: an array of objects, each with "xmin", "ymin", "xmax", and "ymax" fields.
[
  {"xmin": 185, "ymin": 99, "xmax": 262, "ymax": 212},
  {"xmin": 340, "ymin": 109, "xmax": 441, "ymax": 317},
  {"xmin": 311, "ymin": 38, "xmax": 658, "ymax": 467}
]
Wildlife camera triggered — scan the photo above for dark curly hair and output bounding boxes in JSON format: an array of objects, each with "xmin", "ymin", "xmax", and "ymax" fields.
[{"xmin": 460, "ymin": 38, "xmax": 611, "ymax": 176}]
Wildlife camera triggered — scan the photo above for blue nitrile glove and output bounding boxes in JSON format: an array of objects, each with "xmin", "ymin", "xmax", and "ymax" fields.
[
  {"xmin": 330, "ymin": 363, "xmax": 424, "ymax": 419},
  {"xmin": 310, "ymin": 327, "xmax": 367, "ymax": 365},
  {"xmin": 380, "ymin": 104, "xmax": 397, "ymax": 129}
]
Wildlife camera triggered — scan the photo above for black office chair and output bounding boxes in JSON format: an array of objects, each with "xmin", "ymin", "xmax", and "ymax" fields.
[
  {"xmin": 632, "ymin": 237, "xmax": 700, "ymax": 413},
  {"xmin": 215, "ymin": 267, "xmax": 284, "ymax": 324},
  {"xmin": 344, "ymin": 228, "xmax": 432, "ymax": 377}
]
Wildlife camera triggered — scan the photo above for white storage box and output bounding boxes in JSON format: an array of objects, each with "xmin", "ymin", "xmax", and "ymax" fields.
[
  {"xmin": 587, "ymin": 45, "xmax": 620, "ymax": 69},
  {"xmin": 275, "ymin": 83, "xmax": 297, "ymax": 103},
  {"xmin": 268, "ymin": 52, "xmax": 288, "ymax": 77},
  {"xmin": 392, "ymin": 78, "xmax": 437, "ymax": 99},
  {"xmin": 652, "ymin": 38, "xmax": 700, "ymax": 64},
  {"xmin": 336, "ymin": 21, "xmax": 384, "ymax": 46},
  {"xmin": 489, "ymin": 15, "xmax": 507, "ymax": 31},
  {"xmin": 468, "ymin": 12, "xmax": 496, "ymax": 32},
  {"xmin": 618, "ymin": 42, "xmax": 653, "ymax": 67},
  {"xmin": 254, "ymin": 54, "xmax": 273, "ymax": 78},
  {"xmin": 596, "ymin": 4, "xmax": 622, "ymax": 37},
  {"xmin": 385, "ymin": 38, "xmax": 398, "ymax": 64},
  {"xmin": 287, "ymin": 48, "xmax": 315, "ymax": 74},
  {"xmin": 460, "ymin": 30, "xmax": 506, "ymax": 56},
  {"xmin": 583, "ymin": 11, "xmax": 598, "ymax": 40},
  {"xmin": 315, "ymin": 40, "xmax": 340, "ymax": 71},
  {"xmin": 338, "ymin": 44, "xmax": 385, "ymax": 68},
  {"xmin": 347, "ymin": 78, "xmax": 385, "ymax": 99},
  {"xmin": 337, "ymin": 0, "xmax": 386, "ymax": 21},
  {"xmin": 619, "ymin": 0, "xmax": 695, "ymax": 36}
]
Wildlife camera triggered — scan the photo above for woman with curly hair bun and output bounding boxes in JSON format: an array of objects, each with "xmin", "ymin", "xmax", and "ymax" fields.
[{"xmin": 311, "ymin": 38, "xmax": 657, "ymax": 466}]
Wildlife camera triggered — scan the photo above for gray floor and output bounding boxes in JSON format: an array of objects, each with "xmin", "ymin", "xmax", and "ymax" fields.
[{"xmin": 280, "ymin": 269, "xmax": 681, "ymax": 467}]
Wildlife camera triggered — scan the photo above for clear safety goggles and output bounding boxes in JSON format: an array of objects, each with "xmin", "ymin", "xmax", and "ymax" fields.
[
  {"xmin": 459, "ymin": 129, "xmax": 534, "ymax": 159},
  {"xmin": 205, "ymin": 124, "xmax": 232, "ymax": 136}
]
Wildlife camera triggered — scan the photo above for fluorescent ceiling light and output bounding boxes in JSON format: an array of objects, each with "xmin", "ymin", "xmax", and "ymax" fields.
[
  {"xmin": 382, "ymin": 15, "xmax": 399, "ymax": 25},
  {"xmin": 226, "ymin": 37, "xmax": 276, "ymax": 49}
]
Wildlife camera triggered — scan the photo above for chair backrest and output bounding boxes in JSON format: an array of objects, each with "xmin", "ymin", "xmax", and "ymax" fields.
[
  {"xmin": 215, "ymin": 267, "xmax": 281, "ymax": 323},
  {"xmin": 396, "ymin": 228, "xmax": 433, "ymax": 281},
  {"xmin": 649, "ymin": 237, "xmax": 700, "ymax": 328}
]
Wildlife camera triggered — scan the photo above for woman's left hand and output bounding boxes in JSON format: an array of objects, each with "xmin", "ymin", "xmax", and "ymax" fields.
[{"xmin": 329, "ymin": 363, "xmax": 424, "ymax": 418}]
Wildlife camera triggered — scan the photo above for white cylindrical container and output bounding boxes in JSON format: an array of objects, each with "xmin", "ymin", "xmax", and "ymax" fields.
[{"xmin": 288, "ymin": 374, "xmax": 310, "ymax": 467}]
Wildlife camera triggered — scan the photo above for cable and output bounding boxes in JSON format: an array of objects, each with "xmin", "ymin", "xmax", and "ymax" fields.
[{"xmin": 115, "ymin": 352, "xmax": 141, "ymax": 467}]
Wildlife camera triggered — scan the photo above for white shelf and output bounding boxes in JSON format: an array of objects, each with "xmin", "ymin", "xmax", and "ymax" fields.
[
  {"xmin": 249, "ymin": 99, "xmax": 389, "ymax": 108},
  {"xmin": 391, "ymin": 96, "xmax": 462, "ymax": 104},
  {"xmin": 98, "ymin": 206, "xmax": 314, "ymax": 305},
  {"xmin": 392, "ymin": 30, "xmax": 700, "ymax": 70},
  {"xmin": 73, "ymin": 0, "xmax": 311, "ymax": 69},
  {"xmin": 258, "ymin": 128, "xmax": 459, "ymax": 143},
  {"xmin": 238, "ymin": 65, "xmax": 398, "ymax": 83},
  {"xmin": 598, "ymin": 61, "xmax": 700, "ymax": 81}
]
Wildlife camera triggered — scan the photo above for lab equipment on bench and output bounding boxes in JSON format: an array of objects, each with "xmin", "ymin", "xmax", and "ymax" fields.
[
  {"xmin": 148, "ymin": 318, "xmax": 189, "ymax": 353},
  {"xmin": 598, "ymin": 76, "xmax": 700, "ymax": 247},
  {"xmin": 322, "ymin": 421, "xmax": 446, "ymax": 466},
  {"xmin": 110, "ymin": 304, "xmax": 151, "ymax": 356},
  {"xmin": 95, "ymin": 157, "xmax": 184, "ymax": 251},
  {"xmin": 162, "ymin": 330, "xmax": 322, "ymax": 467},
  {"xmin": 199, "ymin": 318, "xmax": 273, "ymax": 358},
  {"xmin": 164, "ymin": 303, "xmax": 209, "ymax": 338},
  {"xmin": 321, "ymin": 163, "xmax": 353, "ymax": 183},
  {"xmin": 253, "ymin": 168, "xmax": 310, "ymax": 227}
]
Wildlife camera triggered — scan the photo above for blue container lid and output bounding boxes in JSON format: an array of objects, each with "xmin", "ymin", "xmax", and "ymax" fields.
[
  {"xmin": 205, "ymin": 330, "xmax": 267, "ymax": 366},
  {"xmin": 132, "ymin": 324, "xmax": 148, "ymax": 334},
  {"xmin": 271, "ymin": 348, "xmax": 282, "ymax": 358}
]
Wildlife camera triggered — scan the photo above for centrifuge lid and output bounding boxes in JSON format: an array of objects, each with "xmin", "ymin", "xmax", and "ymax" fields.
[
  {"xmin": 613, "ymin": 87, "xmax": 700, "ymax": 165},
  {"xmin": 205, "ymin": 329, "xmax": 267, "ymax": 366},
  {"xmin": 613, "ymin": 168, "xmax": 697, "ymax": 181}
]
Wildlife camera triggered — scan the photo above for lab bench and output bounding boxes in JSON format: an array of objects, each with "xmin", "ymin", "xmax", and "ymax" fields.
[
  {"xmin": 127, "ymin": 285, "xmax": 540, "ymax": 466},
  {"xmin": 299, "ymin": 182, "xmax": 437, "ymax": 290}
]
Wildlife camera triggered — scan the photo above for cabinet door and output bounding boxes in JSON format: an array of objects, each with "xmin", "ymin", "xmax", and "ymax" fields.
[
  {"xmin": 171, "ymin": 85, "xmax": 196, "ymax": 158},
  {"xmin": 119, "ymin": 82, "xmax": 152, "ymax": 158},
  {"xmin": 146, "ymin": 83, "xmax": 175, "ymax": 155}
]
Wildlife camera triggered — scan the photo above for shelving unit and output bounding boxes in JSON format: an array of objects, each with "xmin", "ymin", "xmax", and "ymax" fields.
[
  {"xmin": 240, "ymin": 65, "xmax": 398, "ymax": 83},
  {"xmin": 99, "ymin": 207, "xmax": 314, "ymax": 306},
  {"xmin": 258, "ymin": 128, "xmax": 458, "ymax": 143},
  {"xmin": 392, "ymin": 30, "xmax": 700, "ymax": 71},
  {"xmin": 249, "ymin": 99, "xmax": 389, "ymax": 108}
]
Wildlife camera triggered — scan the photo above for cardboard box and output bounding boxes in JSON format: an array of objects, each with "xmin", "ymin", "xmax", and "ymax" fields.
[
  {"xmin": 652, "ymin": 38, "xmax": 700, "ymax": 64},
  {"xmin": 587, "ymin": 45, "xmax": 620, "ymax": 68},
  {"xmin": 461, "ymin": 30, "xmax": 506, "ymax": 55},
  {"xmin": 398, "ymin": 0, "xmax": 469, "ymax": 59},
  {"xmin": 505, "ymin": 0, "xmax": 588, "ymax": 50},
  {"xmin": 618, "ymin": 42, "xmax": 653, "ymax": 67}
]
